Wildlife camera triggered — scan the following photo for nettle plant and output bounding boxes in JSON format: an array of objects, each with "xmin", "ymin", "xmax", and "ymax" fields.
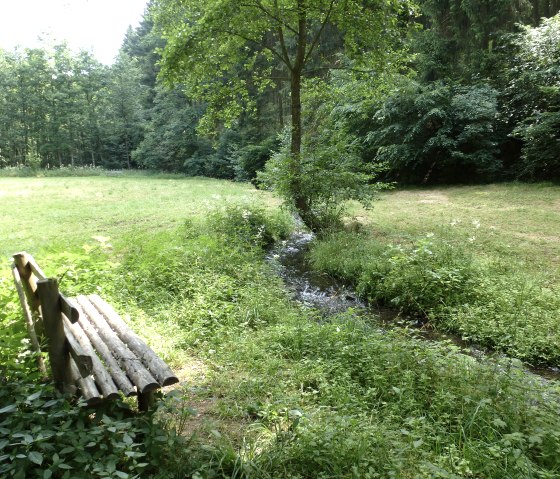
[
  {"xmin": 356, "ymin": 237, "xmax": 481, "ymax": 317},
  {"xmin": 0, "ymin": 363, "xmax": 186, "ymax": 479}
]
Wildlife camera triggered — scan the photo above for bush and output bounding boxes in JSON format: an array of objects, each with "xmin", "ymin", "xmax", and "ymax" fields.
[
  {"xmin": 367, "ymin": 80, "xmax": 501, "ymax": 184},
  {"xmin": 207, "ymin": 204, "xmax": 293, "ymax": 249},
  {"xmin": 506, "ymin": 14, "xmax": 560, "ymax": 180},
  {"xmin": 357, "ymin": 237, "xmax": 481, "ymax": 317},
  {"xmin": 231, "ymin": 136, "xmax": 279, "ymax": 182}
]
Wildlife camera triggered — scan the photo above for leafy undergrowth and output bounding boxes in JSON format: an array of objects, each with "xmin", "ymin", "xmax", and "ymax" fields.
[
  {"xmin": 114, "ymin": 206, "xmax": 560, "ymax": 478},
  {"xmin": 310, "ymin": 230, "xmax": 560, "ymax": 366},
  {"xmin": 2, "ymin": 204, "xmax": 560, "ymax": 478}
]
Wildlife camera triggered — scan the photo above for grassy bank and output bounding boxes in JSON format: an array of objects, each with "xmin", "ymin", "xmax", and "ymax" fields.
[
  {"xmin": 1, "ymin": 178, "xmax": 560, "ymax": 478},
  {"xmin": 311, "ymin": 183, "xmax": 560, "ymax": 365}
]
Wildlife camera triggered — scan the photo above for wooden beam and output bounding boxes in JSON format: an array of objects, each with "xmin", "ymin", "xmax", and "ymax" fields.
[
  {"xmin": 76, "ymin": 296, "xmax": 159, "ymax": 394},
  {"xmin": 37, "ymin": 278, "xmax": 74, "ymax": 394},
  {"xmin": 69, "ymin": 358, "xmax": 102, "ymax": 406},
  {"xmin": 63, "ymin": 319, "xmax": 93, "ymax": 377},
  {"xmin": 63, "ymin": 314, "xmax": 120, "ymax": 400},
  {"xmin": 60, "ymin": 294, "xmax": 80, "ymax": 323},
  {"xmin": 88, "ymin": 294, "xmax": 179, "ymax": 387},
  {"xmin": 11, "ymin": 263, "xmax": 47, "ymax": 377},
  {"xmin": 13, "ymin": 252, "xmax": 43, "ymax": 334},
  {"xmin": 72, "ymin": 302, "xmax": 136, "ymax": 397}
]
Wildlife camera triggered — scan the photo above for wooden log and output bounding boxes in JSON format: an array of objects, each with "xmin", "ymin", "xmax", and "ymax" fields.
[
  {"xmin": 62, "ymin": 315, "xmax": 120, "ymax": 400},
  {"xmin": 75, "ymin": 296, "xmax": 159, "ymax": 394},
  {"xmin": 62, "ymin": 318, "xmax": 93, "ymax": 377},
  {"xmin": 24, "ymin": 254, "xmax": 47, "ymax": 280},
  {"xmin": 88, "ymin": 294, "xmax": 179, "ymax": 387},
  {"xmin": 69, "ymin": 358, "xmax": 102, "ymax": 406},
  {"xmin": 37, "ymin": 278, "xmax": 74, "ymax": 394},
  {"xmin": 138, "ymin": 390, "xmax": 156, "ymax": 412},
  {"xmin": 60, "ymin": 294, "xmax": 79, "ymax": 323},
  {"xmin": 71, "ymin": 301, "xmax": 136, "ymax": 397},
  {"xmin": 11, "ymin": 264, "xmax": 47, "ymax": 377},
  {"xmin": 13, "ymin": 252, "xmax": 43, "ymax": 335}
]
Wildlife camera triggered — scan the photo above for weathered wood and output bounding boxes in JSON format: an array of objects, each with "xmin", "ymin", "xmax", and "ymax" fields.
[
  {"xmin": 89, "ymin": 294, "xmax": 179, "ymax": 387},
  {"xmin": 63, "ymin": 315, "xmax": 120, "ymax": 400},
  {"xmin": 11, "ymin": 264, "xmax": 47, "ymax": 377},
  {"xmin": 76, "ymin": 296, "xmax": 159, "ymax": 394},
  {"xmin": 60, "ymin": 294, "xmax": 79, "ymax": 323},
  {"xmin": 13, "ymin": 252, "xmax": 43, "ymax": 334},
  {"xmin": 12, "ymin": 252, "xmax": 178, "ymax": 408},
  {"xmin": 36, "ymin": 278, "xmax": 74, "ymax": 394},
  {"xmin": 24, "ymin": 253, "xmax": 47, "ymax": 280},
  {"xmin": 69, "ymin": 358, "xmax": 102, "ymax": 406},
  {"xmin": 71, "ymin": 302, "xmax": 137, "ymax": 397},
  {"xmin": 63, "ymin": 318, "xmax": 93, "ymax": 377},
  {"xmin": 138, "ymin": 390, "xmax": 156, "ymax": 412}
]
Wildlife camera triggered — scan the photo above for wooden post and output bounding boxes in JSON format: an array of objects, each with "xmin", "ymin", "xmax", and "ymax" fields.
[
  {"xmin": 36, "ymin": 278, "xmax": 74, "ymax": 394},
  {"xmin": 138, "ymin": 391, "xmax": 156, "ymax": 412},
  {"xmin": 13, "ymin": 253, "xmax": 43, "ymax": 336},
  {"xmin": 11, "ymin": 264, "xmax": 48, "ymax": 377}
]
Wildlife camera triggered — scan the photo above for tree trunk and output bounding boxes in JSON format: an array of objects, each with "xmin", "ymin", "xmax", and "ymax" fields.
[{"xmin": 288, "ymin": 0, "xmax": 311, "ymax": 227}]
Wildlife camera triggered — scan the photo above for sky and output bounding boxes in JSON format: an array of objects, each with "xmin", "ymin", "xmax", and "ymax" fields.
[{"xmin": 0, "ymin": 0, "xmax": 149, "ymax": 64}]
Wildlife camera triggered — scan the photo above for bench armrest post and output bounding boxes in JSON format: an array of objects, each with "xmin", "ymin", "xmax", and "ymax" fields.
[
  {"xmin": 13, "ymin": 252, "xmax": 44, "ymax": 336},
  {"xmin": 37, "ymin": 278, "xmax": 75, "ymax": 395}
]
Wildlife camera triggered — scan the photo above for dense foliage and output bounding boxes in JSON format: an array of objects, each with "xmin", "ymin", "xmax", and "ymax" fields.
[
  {"xmin": 367, "ymin": 81, "xmax": 501, "ymax": 183},
  {"xmin": 1, "ymin": 1, "xmax": 559, "ymax": 187}
]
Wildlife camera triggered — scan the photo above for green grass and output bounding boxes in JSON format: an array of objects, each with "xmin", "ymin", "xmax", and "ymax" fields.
[
  {"xmin": 0, "ymin": 175, "xmax": 268, "ymax": 259},
  {"xmin": 311, "ymin": 183, "xmax": 560, "ymax": 365},
  {"xmin": 348, "ymin": 183, "xmax": 560, "ymax": 277},
  {"xmin": 1, "ymin": 177, "xmax": 560, "ymax": 478}
]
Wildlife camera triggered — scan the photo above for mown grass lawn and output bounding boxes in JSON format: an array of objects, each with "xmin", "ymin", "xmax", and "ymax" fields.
[
  {"xmin": 352, "ymin": 183, "xmax": 560, "ymax": 277},
  {"xmin": 1, "ymin": 176, "xmax": 559, "ymax": 479},
  {"xmin": 0, "ymin": 175, "xmax": 267, "ymax": 258}
]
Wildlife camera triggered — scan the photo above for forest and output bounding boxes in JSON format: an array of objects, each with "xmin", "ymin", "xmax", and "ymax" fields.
[
  {"xmin": 1, "ymin": 1, "xmax": 560, "ymax": 478},
  {"xmin": 0, "ymin": 0, "xmax": 559, "ymax": 185}
]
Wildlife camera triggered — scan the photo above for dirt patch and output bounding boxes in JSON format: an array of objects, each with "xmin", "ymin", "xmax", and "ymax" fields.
[{"xmin": 417, "ymin": 192, "xmax": 450, "ymax": 204}]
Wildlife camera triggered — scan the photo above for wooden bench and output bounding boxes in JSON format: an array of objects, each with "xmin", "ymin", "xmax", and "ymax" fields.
[{"xmin": 11, "ymin": 252, "xmax": 179, "ymax": 410}]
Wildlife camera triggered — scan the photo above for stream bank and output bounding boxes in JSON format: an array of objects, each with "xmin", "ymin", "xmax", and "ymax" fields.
[{"xmin": 267, "ymin": 231, "xmax": 560, "ymax": 382}]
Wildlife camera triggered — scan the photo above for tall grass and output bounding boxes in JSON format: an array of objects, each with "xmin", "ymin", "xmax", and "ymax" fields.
[{"xmin": 1, "ymin": 179, "xmax": 559, "ymax": 478}]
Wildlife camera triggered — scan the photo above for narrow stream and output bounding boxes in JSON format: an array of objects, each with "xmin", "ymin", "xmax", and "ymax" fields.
[{"xmin": 267, "ymin": 231, "xmax": 560, "ymax": 382}]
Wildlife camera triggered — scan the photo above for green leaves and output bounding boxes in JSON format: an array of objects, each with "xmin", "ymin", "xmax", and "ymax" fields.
[
  {"xmin": 28, "ymin": 451, "xmax": 43, "ymax": 465},
  {"xmin": 0, "ymin": 376, "xmax": 179, "ymax": 478},
  {"xmin": 367, "ymin": 80, "xmax": 501, "ymax": 183}
]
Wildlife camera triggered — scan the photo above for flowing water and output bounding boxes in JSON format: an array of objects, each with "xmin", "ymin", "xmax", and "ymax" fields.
[{"xmin": 267, "ymin": 231, "xmax": 560, "ymax": 382}]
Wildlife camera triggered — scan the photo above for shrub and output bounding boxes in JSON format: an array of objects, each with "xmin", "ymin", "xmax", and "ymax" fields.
[
  {"xmin": 507, "ymin": 14, "xmax": 560, "ymax": 180},
  {"xmin": 367, "ymin": 80, "xmax": 501, "ymax": 184},
  {"xmin": 207, "ymin": 204, "xmax": 293, "ymax": 249}
]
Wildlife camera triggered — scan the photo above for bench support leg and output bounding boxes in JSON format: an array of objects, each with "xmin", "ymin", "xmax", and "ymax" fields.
[
  {"xmin": 37, "ymin": 278, "xmax": 75, "ymax": 395},
  {"xmin": 138, "ymin": 390, "xmax": 156, "ymax": 412}
]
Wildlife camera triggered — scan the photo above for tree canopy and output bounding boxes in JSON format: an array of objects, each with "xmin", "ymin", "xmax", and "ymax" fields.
[{"xmin": 152, "ymin": 0, "xmax": 416, "ymax": 228}]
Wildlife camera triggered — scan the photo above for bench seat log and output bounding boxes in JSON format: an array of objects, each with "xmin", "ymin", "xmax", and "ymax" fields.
[
  {"xmin": 76, "ymin": 296, "xmax": 160, "ymax": 394},
  {"xmin": 70, "ymin": 358, "xmax": 102, "ymax": 406},
  {"xmin": 63, "ymin": 319, "xmax": 93, "ymax": 377},
  {"xmin": 88, "ymin": 294, "xmax": 179, "ymax": 387},
  {"xmin": 63, "ymin": 315, "xmax": 121, "ymax": 400},
  {"xmin": 71, "ymin": 301, "xmax": 137, "ymax": 397}
]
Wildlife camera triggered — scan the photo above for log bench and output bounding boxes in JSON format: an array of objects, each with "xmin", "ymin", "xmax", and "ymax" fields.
[{"xmin": 11, "ymin": 252, "xmax": 179, "ymax": 411}]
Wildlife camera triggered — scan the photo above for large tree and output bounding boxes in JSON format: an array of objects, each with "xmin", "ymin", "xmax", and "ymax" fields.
[{"xmin": 152, "ymin": 0, "xmax": 414, "ymax": 227}]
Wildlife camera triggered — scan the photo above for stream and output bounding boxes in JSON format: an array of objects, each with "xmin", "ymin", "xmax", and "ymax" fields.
[{"xmin": 267, "ymin": 231, "xmax": 560, "ymax": 382}]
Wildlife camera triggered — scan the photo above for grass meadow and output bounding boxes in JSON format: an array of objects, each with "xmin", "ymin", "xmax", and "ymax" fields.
[
  {"xmin": 311, "ymin": 183, "xmax": 560, "ymax": 365},
  {"xmin": 1, "ymin": 176, "xmax": 559, "ymax": 478}
]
